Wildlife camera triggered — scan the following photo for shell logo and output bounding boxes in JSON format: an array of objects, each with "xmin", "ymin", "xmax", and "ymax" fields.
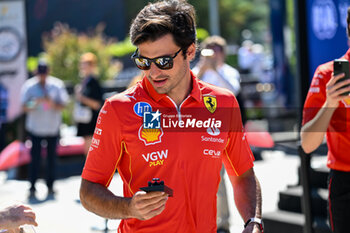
[{"xmin": 138, "ymin": 126, "xmax": 163, "ymax": 146}]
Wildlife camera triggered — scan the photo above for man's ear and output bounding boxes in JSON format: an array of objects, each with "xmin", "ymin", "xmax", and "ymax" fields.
[{"xmin": 186, "ymin": 43, "xmax": 196, "ymax": 61}]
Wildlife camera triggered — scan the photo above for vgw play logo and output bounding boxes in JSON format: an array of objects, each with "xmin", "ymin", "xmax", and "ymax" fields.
[{"xmin": 142, "ymin": 149, "xmax": 168, "ymax": 167}]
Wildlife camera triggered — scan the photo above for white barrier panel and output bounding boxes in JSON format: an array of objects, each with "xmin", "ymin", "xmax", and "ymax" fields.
[{"xmin": 0, "ymin": 0, "xmax": 27, "ymax": 122}]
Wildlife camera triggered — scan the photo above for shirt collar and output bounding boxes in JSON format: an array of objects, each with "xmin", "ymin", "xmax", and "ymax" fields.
[{"xmin": 142, "ymin": 71, "xmax": 202, "ymax": 103}]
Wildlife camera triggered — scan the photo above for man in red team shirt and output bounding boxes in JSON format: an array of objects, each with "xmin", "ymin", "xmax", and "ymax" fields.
[
  {"xmin": 79, "ymin": 1, "xmax": 262, "ymax": 232},
  {"xmin": 301, "ymin": 7, "xmax": 350, "ymax": 233}
]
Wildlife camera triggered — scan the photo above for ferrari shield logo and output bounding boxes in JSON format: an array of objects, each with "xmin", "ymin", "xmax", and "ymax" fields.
[{"xmin": 203, "ymin": 96, "xmax": 217, "ymax": 113}]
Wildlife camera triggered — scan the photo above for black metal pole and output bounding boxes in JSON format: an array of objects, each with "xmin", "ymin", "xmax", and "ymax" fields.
[
  {"xmin": 299, "ymin": 145, "xmax": 314, "ymax": 233},
  {"xmin": 294, "ymin": 0, "xmax": 313, "ymax": 232},
  {"xmin": 294, "ymin": 0, "xmax": 310, "ymax": 124}
]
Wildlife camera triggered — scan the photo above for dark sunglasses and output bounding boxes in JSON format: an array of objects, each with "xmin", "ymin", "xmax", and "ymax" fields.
[{"xmin": 131, "ymin": 48, "xmax": 182, "ymax": 70}]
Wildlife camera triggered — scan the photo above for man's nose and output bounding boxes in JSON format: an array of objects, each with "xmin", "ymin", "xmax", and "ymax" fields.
[{"xmin": 149, "ymin": 62, "xmax": 161, "ymax": 76}]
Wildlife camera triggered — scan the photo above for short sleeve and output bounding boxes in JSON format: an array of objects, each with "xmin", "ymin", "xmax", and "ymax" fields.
[
  {"xmin": 81, "ymin": 99, "xmax": 123, "ymax": 186},
  {"xmin": 302, "ymin": 65, "xmax": 328, "ymax": 125},
  {"xmin": 222, "ymin": 96, "xmax": 254, "ymax": 176},
  {"xmin": 86, "ymin": 78, "xmax": 103, "ymax": 101},
  {"xmin": 57, "ymin": 82, "xmax": 69, "ymax": 106},
  {"xmin": 20, "ymin": 82, "xmax": 30, "ymax": 105}
]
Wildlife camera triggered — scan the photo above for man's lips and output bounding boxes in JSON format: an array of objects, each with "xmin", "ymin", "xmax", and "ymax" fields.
[{"xmin": 152, "ymin": 79, "xmax": 167, "ymax": 87}]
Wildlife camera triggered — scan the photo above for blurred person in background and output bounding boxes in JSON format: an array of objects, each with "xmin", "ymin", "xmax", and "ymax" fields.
[
  {"xmin": 301, "ymin": 7, "xmax": 350, "ymax": 233},
  {"xmin": 20, "ymin": 61, "xmax": 69, "ymax": 198},
  {"xmin": 0, "ymin": 203, "xmax": 38, "ymax": 232},
  {"xmin": 193, "ymin": 36, "xmax": 246, "ymax": 124},
  {"xmin": 250, "ymin": 43, "xmax": 266, "ymax": 81},
  {"xmin": 192, "ymin": 35, "xmax": 244, "ymax": 233},
  {"xmin": 193, "ymin": 36, "xmax": 241, "ymax": 96},
  {"xmin": 74, "ymin": 52, "xmax": 103, "ymax": 155},
  {"xmin": 237, "ymin": 40, "xmax": 254, "ymax": 75}
]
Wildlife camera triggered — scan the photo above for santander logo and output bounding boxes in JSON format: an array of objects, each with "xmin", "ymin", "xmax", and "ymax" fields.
[{"xmin": 207, "ymin": 126, "xmax": 220, "ymax": 136}]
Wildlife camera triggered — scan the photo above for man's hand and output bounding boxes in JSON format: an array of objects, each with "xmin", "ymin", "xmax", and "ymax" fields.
[
  {"xmin": 201, "ymin": 56, "xmax": 217, "ymax": 70},
  {"xmin": 196, "ymin": 53, "xmax": 218, "ymax": 79},
  {"xmin": 74, "ymin": 85, "xmax": 83, "ymax": 100},
  {"xmin": 325, "ymin": 72, "xmax": 350, "ymax": 108},
  {"xmin": 242, "ymin": 222, "xmax": 262, "ymax": 233},
  {"xmin": 128, "ymin": 191, "xmax": 168, "ymax": 220},
  {"xmin": 0, "ymin": 203, "xmax": 38, "ymax": 230}
]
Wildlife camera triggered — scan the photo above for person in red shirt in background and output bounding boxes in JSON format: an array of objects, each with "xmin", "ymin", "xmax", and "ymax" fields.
[
  {"xmin": 301, "ymin": 7, "xmax": 350, "ymax": 233},
  {"xmin": 79, "ymin": 1, "xmax": 262, "ymax": 232}
]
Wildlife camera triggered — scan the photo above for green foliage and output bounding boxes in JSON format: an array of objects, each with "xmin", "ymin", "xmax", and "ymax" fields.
[
  {"xmin": 62, "ymin": 99, "xmax": 74, "ymax": 126},
  {"xmin": 218, "ymin": 0, "xmax": 269, "ymax": 44},
  {"xmin": 27, "ymin": 56, "xmax": 39, "ymax": 73},
  {"xmin": 286, "ymin": 0, "xmax": 296, "ymax": 76},
  {"xmin": 41, "ymin": 23, "xmax": 115, "ymax": 85},
  {"xmin": 226, "ymin": 54, "xmax": 238, "ymax": 68},
  {"xmin": 124, "ymin": 0, "xmax": 269, "ymax": 45},
  {"xmin": 189, "ymin": 0, "xmax": 209, "ymax": 31},
  {"xmin": 196, "ymin": 28, "xmax": 209, "ymax": 42},
  {"xmin": 108, "ymin": 37, "xmax": 136, "ymax": 57}
]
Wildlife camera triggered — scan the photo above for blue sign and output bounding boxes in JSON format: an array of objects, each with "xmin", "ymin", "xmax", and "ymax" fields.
[{"xmin": 307, "ymin": 0, "xmax": 350, "ymax": 81}]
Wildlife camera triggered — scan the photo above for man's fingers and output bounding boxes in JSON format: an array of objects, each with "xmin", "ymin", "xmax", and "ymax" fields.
[
  {"xmin": 135, "ymin": 193, "xmax": 168, "ymax": 210},
  {"xmin": 330, "ymin": 72, "xmax": 345, "ymax": 85},
  {"xmin": 24, "ymin": 210, "xmax": 35, "ymax": 217},
  {"xmin": 329, "ymin": 84, "xmax": 350, "ymax": 98},
  {"xmin": 327, "ymin": 76, "xmax": 350, "ymax": 91},
  {"xmin": 139, "ymin": 201, "xmax": 167, "ymax": 220},
  {"xmin": 147, "ymin": 203, "xmax": 166, "ymax": 218},
  {"xmin": 23, "ymin": 211, "xmax": 38, "ymax": 226},
  {"xmin": 327, "ymin": 72, "xmax": 345, "ymax": 92},
  {"xmin": 23, "ymin": 216, "xmax": 38, "ymax": 226},
  {"xmin": 131, "ymin": 192, "xmax": 169, "ymax": 220},
  {"xmin": 134, "ymin": 191, "xmax": 167, "ymax": 203},
  {"xmin": 21, "ymin": 205, "xmax": 33, "ymax": 211},
  {"xmin": 139, "ymin": 195, "xmax": 168, "ymax": 212}
]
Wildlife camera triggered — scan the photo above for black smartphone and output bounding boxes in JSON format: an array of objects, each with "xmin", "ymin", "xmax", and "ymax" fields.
[
  {"xmin": 140, "ymin": 178, "xmax": 173, "ymax": 197},
  {"xmin": 334, "ymin": 59, "xmax": 350, "ymax": 96}
]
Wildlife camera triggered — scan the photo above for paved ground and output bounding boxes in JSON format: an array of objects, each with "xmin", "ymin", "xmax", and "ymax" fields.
[{"xmin": 0, "ymin": 147, "xmax": 324, "ymax": 233}]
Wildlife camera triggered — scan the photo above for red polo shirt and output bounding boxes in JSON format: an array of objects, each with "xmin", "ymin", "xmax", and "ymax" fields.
[
  {"xmin": 302, "ymin": 49, "xmax": 350, "ymax": 171},
  {"xmin": 82, "ymin": 72, "xmax": 254, "ymax": 232}
]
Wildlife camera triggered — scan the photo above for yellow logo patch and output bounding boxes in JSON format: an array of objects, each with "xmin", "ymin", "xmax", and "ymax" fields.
[
  {"xmin": 203, "ymin": 96, "xmax": 217, "ymax": 113},
  {"xmin": 342, "ymin": 96, "xmax": 350, "ymax": 107},
  {"xmin": 138, "ymin": 126, "xmax": 163, "ymax": 146}
]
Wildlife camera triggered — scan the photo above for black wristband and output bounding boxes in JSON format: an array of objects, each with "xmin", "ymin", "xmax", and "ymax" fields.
[{"xmin": 244, "ymin": 217, "xmax": 264, "ymax": 232}]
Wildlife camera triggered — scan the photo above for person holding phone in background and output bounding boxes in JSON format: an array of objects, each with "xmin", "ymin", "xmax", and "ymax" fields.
[
  {"xmin": 20, "ymin": 61, "xmax": 69, "ymax": 198},
  {"xmin": 300, "ymin": 7, "xmax": 350, "ymax": 233},
  {"xmin": 193, "ymin": 36, "xmax": 241, "ymax": 96},
  {"xmin": 79, "ymin": 1, "xmax": 262, "ymax": 232}
]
